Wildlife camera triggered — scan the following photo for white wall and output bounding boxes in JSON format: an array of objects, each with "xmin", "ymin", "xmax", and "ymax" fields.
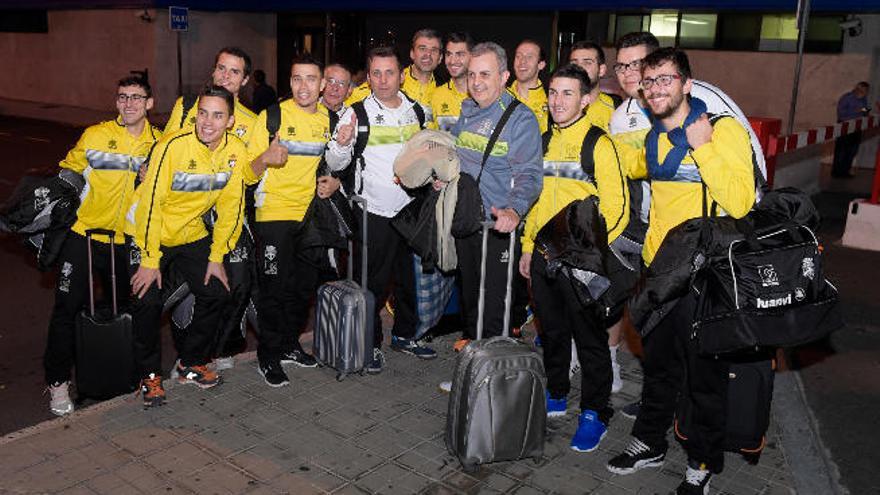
[
  {"xmin": 0, "ymin": 9, "xmax": 277, "ymax": 116},
  {"xmin": 151, "ymin": 9, "xmax": 277, "ymax": 113},
  {"xmin": 0, "ymin": 10, "xmax": 157, "ymax": 112}
]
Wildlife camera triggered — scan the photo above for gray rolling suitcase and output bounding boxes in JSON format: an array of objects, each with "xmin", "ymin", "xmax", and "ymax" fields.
[
  {"xmin": 75, "ymin": 228, "xmax": 136, "ymax": 399},
  {"xmin": 445, "ymin": 221, "xmax": 547, "ymax": 472},
  {"xmin": 313, "ymin": 196, "xmax": 375, "ymax": 381}
]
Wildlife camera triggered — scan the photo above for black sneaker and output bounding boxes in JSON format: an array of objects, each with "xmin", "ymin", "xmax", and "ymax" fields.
[
  {"xmin": 390, "ymin": 336, "xmax": 437, "ymax": 359},
  {"xmin": 280, "ymin": 349, "xmax": 318, "ymax": 368},
  {"xmin": 677, "ymin": 460, "xmax": 712, "ymax": 494},
  {"xmin": 258, "ymin": 361, "xmax": 290, "ymax": 388},
  {"xmin": 620, "ymin": 400, "xmax": 641, "ymax": 420},
  {"xmin": 606, "ymin": 437, "xmax": 666, "ymax": 475},
  {"xmin": 365, "ymin": 348, "xmax": 385, "ymax": 374}
]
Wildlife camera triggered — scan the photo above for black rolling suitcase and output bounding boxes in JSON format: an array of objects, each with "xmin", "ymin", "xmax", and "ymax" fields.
[
  {"xmin": 313, "ymin": 196, "xmax": 376, "ymax": 380},
  {"xmin": 74, "ymin": 229, "xmax": 136, "ymax": 399},
  {"xmin": 675, "ymin": 356, "xmax": 775, "ymax": 464},
  {"xmin": 446, "ymin": 222, "xmax": 547, "ymax": 472}
]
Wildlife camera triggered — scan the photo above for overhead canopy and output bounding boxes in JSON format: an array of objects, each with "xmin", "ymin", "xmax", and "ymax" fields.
[{"xmin": 3, "ymin": 0, "xmax": 879, "ymax": 12}]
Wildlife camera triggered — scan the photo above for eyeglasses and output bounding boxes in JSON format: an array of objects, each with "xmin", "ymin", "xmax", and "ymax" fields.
[
  {"xmin": 640, "ymin": 74, "xmax": 682, "ymax": 90},
  {"xmin": 117, "ymin": 94, "xmax": 148, "ymax": 103},
  {"xmin": 612, "ymin": 59, "xmax": 643, "ymax": 74},
  {"xmin": 325, "ymin": 78, "xmax": 350, "ymax": 88}
]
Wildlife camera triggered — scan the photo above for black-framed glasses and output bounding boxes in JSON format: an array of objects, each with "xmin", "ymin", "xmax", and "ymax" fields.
[
  {"xmin": 117, "ymin": 94, "xmax": 148, "ymax": 103},
  {"xmin": 612, "ymin": 59, "xmax": 643, "ymax": 74},
  {"xmin": 640, "ymin": 74, "xmax": 682, "ymax": 91}
]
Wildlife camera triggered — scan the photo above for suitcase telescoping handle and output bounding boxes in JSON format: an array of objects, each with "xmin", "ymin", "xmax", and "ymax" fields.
[
  {"xmin": 348, "ymin": 195, "xmax": 368, "ymax": 288},
  {"xmin": 84, "ymin": 228, "xmax": 118, "ymax": 318},
  {"xmin": 476, "ymin": 221, "xmax": 516, "ymax": 341}
]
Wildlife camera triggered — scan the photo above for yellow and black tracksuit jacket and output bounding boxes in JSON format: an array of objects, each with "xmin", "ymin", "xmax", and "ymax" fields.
[
  {"xmin": 248, "ymin": 101, "xmax": 330, "ymax": 222},
  {"xmin": 60, "ymin": 118, "xmax": 161, "ymax": 244},
  {"xmin": 522, "ymin": 115, "xmax": 629, "ymax": 254},
  {"xmin": 164, "ymin": 96, "xmax": 258, "ymax": 143},
  {"xmin": 509, "ymin": 80, "xmax": 549, "ymax": 133},
  {"xmin": 344, "ymin": 81, "xmax": 371, "ymax": 107},
  {"xmin": 401, "ymin": 65, "xmax": 437, "ymax": 122},
  {"xmin": 630, "ymin": 117, "xmax": 755, "ymax": 266},
  {"xmin": 430, "ymin": 80, "xmax": 468, "ymax": 132},
  {"xmin": 134, "ymin": 129, "xmax": 257, "ymax": 269},
  {"xmin": 585, "ymin": 92, "xmax": 617, "ymax": 133}
]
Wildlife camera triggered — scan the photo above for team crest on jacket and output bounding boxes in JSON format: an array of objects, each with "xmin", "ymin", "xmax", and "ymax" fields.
[
  {"xmin": 264, "ymin": 245, "xmax": 278, "ymax": 275},
  {"xmin": 234, "ymin": 125, "xmax": 247, "ymax": 138},
  {"xmin": 287, "ymin": 126, "xmax": 296, "ymax": 136},
  {"xmin": 188, "ymin": 160, "xmax": 197, "ymax": 170},
  {"xmin": 59, "ymin": 262, "xmax": 73, "ymax": 292},
  {"xmin": 375, "ymin": 114, "xmax": 385, "ymax": 124},
  {"xmin": 33, "ymin": 187, "xmax": 51, "ymax": 211},
  {"xmin": 441, "ymin": 103, "xmax": 449, "ymax": 113},
  {"xmin": 228, "ymin": 154, "xmax": 237, "ymax": 169},
  {"xmin": 476, "ymin": 119, "xmax": 493, "ymax": 136},
  {"xmin": 108, "ymin": 140, "xmax": 118, "ymax": 150}
]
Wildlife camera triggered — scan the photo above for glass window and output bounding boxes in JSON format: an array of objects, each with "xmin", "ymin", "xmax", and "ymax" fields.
[
  {"xmin": 649, "ymin": 11, "xmax": 679, "ymax": 47},
  {"xmin": 805, "ymin": 15, "xmax": 844, "ymax": 53},
  {"xmin": 760, "ymin": 14, "xmax": 799, "ymax": 52},
  {"xmin": 717, "ymin": 13, "xmax": 762, "ymax": 51},
  {"xmin": 614, "ymin": 14, "xmax": 648, "ymax": 44},
  {"xmin": 679, "ymin": 14, "xmax": 717, "ymax": 49},
  {"xmin": 759, "ymin": 13, "xmax": 843, "ymax": 53}
]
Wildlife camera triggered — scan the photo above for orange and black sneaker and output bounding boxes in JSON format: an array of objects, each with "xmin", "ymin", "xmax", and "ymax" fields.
[
  {"xmin": 176, "ymin": 363, "xmax": 221, "ymax": 389},
  {"xmin": 140, "ymin": 373, "xmax": 166, "ymax": 408},
  {"xmin": 453, "ymin": 338, "xmax": 471, "ymax": 352}
]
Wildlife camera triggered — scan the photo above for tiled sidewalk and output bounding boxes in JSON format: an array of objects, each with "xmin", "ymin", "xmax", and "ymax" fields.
[{"xmin": 0, "ymin": 334, "xmax": 796, "ymax": 494}]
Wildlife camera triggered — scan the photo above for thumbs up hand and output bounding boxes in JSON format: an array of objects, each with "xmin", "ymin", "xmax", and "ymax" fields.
[
  {"xmin": 335, "ymin": 113, "xmax": 357, "ymax": 147},
  {"xmin": 264, "ymin": 134, "xmax": 288, "ymax": 168}
]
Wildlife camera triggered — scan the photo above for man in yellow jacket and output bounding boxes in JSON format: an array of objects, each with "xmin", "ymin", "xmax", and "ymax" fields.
[
  {"xmin": 568, "ymin": 40, "xmax": 620, "ymax": 133},
  {"xmin": 510, "ymin": 39, "xmax": 549, "ymax": 133},
  {"xmin": 247, "ymin": 54, "xmax": 332, "ymax": 387},
  {"xmin": 164, "ymin": 47, "xmax": 258, "ymax": 143},
  {"xmin": 605, "ymin": 48, "xmax": 755, "ymax": 495},
  {"xmin": 130, "ymin": 86, "xmax": 262, "ymax": 407},
  {"xmin": 44, "ymin": 76, "xmax": 161, "ymax": 417},
  {"xmin": 431, "ymin": 32, "xmax": 472, "ymax": 132},
  {"xmin": 519, "ymin": 64, "xmax": 628, "ymax": 454}
]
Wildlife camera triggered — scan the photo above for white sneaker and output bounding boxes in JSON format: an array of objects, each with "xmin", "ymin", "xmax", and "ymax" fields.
[
  {"xmin": 48, "ymin": 381, "xmax": 74, "ymax": 416},
  {"xmin": 611, "ymin": 359, "xmax": 623, "ymax": 394},
  {"xmin": 439, "ymin": 381, "xmax": 452, "ymax": 393},
  {"xmin": 214, "ymin": 356, "xmax": 235, "ymax": 371}
]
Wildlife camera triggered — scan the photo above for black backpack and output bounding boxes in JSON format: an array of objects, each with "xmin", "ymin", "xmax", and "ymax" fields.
[
  {"xmin": 179, "ymin": 94, "xmax": 198, "ymax": 129},
  {"xmin": 349, "ymin": 96, "xmax": 426, "ymax": 194},
  {"xmin": 541, "ymin": 125, "xmax": 643, "ymax": 244}
]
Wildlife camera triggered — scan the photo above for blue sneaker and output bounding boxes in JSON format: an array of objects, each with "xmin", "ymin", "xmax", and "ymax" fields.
[
  {"xmin": 390, "ymin": 336, "xmax": 438, "ymax": 359},
  {"xmin": 365, "ymin": 348, "xmax": 385, "ymax": 374},
  {"xmin": 534, "ymin": 334, "xmax": 543, "ymax": 347},
  {"xmin": 546, "ymin": 392, "xmax": 568, "ymax": 417},
  {"xmin": 570, "ymin": 410, "xmax": 607, "ymax": 453}
]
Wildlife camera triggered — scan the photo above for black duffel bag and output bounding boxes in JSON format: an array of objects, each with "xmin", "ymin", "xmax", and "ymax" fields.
[{"xmin": 690, "ymin": 188, "xmax": 843, "ymax": 355}]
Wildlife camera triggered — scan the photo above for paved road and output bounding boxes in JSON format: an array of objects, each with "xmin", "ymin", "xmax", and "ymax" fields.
[
  {"xmin": 0, "ymin": 116, "xmax": 209, "ymax": 435},
  {"xmin": 0, "ymin": 115, "xmax": 878, "ymax": 493}
]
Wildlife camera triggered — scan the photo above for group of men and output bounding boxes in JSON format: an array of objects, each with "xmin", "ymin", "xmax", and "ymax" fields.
[{"xmin": 41, "ymin": 26, "xmax": 764, "ymax": 494}]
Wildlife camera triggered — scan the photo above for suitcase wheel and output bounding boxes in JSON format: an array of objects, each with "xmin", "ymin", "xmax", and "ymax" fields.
[
  {"xmin": 532, "ymin": 456, "xmax": 543, "ymax": 466},
  {"xmin": 461, "ymin": 462, "xmax": 478, "ymax": 474},
  {"xmin": 336, "ymin": 372, "xmax": 345, "ymax": 382},
  {"xmin": 741, "ymin": 451, "xmax": 761, "ymax": 465}
]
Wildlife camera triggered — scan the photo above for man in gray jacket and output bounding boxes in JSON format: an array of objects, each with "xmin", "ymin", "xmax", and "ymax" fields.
[{"xmin": 451, "ymin": 41, "xmax": 543, "ymax": 345}]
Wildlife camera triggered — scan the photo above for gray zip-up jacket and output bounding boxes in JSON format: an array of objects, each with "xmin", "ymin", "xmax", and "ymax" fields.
[{"xmin": 451, "ymin": 91, "xmax": 543, "ymax": 219}]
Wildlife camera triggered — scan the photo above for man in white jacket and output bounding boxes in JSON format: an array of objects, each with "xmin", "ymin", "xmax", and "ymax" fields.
[{"xmin": 325, "ymin": 46, "xmax": 436, "ymax": 373}]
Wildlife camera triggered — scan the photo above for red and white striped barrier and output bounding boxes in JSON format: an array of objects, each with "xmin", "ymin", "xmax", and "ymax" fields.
[{"xmin": 767, "ymin": 115, "xmax": 879, "ymax": 157}]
